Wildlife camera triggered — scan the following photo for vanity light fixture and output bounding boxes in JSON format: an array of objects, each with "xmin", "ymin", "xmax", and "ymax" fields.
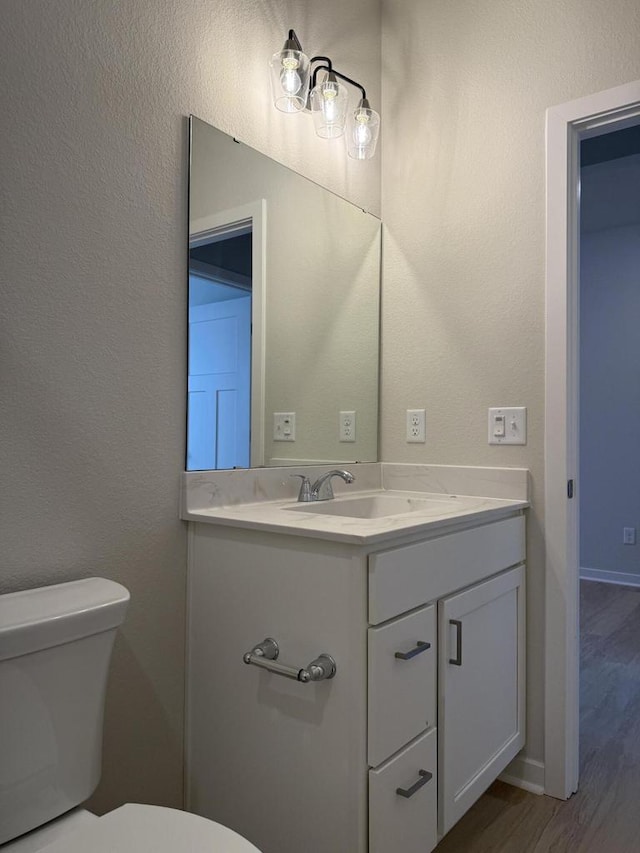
[{"xmin": 269, "ymin": 30, "xmax": 380, "ymax": 160}]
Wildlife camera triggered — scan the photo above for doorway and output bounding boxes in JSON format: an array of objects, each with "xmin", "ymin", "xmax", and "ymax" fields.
[
  {"xmin": 545, "ymin": 80, "xmax": 640, "ymax": 800},
  {"xmin": 579, "ymin": 126, "xmax": 640, "ymax": 588},
  {"xmin": 576, "ymin": 124, "xmax": 640, "ymax": 816},
  {"xmin": 187, "ymin": 229, "xmax": 252, "ymax": 471},
  {"xmin": 187, "ymin": 200, "xmax": 266, "ymax": 470}
]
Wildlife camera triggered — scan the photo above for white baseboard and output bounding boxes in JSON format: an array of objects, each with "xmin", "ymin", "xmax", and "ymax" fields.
[
  {"xmin": 580, "ymin": 567, "xmax": 640, "ymax": 588},
  {"xmin": 499, "ymin": 755, "xmax": 545, "ymax": 795}
]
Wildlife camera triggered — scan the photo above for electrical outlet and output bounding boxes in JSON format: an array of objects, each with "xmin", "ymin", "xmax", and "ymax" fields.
[
  {"xmin": 406, "ymin": 409, "xmax": 426, "ymax": 443},
  {"xmin": 339, "ymin": 411, "xmax": 356, "ymax": 442},
  {"xmin": 623, "ymin": 527, "xmax": 636, "ymax": 545},
  {"xmin": 273, "ymin": 412, "xmax": 295, "ymax": 441}
]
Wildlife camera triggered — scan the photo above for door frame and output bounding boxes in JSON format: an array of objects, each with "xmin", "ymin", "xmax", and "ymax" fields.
[
  {"xmin": 190, "ymin": 200, "xmax": 267, "ymax": 468},
  {"xmin": 544, "ymin": 79, "xmax": 640, "ymax": 800}
]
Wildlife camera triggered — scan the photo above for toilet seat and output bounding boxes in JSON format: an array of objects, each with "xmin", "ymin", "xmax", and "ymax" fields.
[{"xmin": 37, "ymin": 804, "xmax": 262, "ymax": 853}]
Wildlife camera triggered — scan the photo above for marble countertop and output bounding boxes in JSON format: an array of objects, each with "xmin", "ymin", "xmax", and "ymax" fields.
[{"xmin": 182, "ymin": 487, "xmax": 528, "ymax": 546}]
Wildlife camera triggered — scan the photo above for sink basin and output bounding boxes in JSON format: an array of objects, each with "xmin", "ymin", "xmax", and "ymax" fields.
[{"xmin": 284, "ymin": 493, "xmax": 454, "ymax": 520}]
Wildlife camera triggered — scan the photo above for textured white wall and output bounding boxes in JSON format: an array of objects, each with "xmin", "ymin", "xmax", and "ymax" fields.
[
  {"xmin": 381, "ymin": 0, "xmax": 640, "ymax": 768},
  {"xmin": 0, "ymin": 0, "xmax": 380, "ymax": 814}
]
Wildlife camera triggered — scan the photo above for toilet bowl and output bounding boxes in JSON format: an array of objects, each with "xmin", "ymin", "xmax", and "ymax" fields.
[{"xmin": 0, "ymin": 578, "xmax": 261, "ymax": 852}]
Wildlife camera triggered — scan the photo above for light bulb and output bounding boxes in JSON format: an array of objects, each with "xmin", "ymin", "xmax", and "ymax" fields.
[
  {"xmin": 347, "ymin": 102, "xmax": 380, "ymax": 159},
  {"xmin": 281, "ymin": 67, "xmax": 302, "ymax": 96},
  {"xmin": 321, "ymin": 82, "xmax": 339, "ymax": 121},
  {"xmin": 310, "ymin": 75, "xmax": 348, "ymax": 138},
  {"xmin": 354, "ymin": 114, "xmax": 372, "ymax": 146},
  {"xmin": 280, "ymin": 52, "xmax": 302, "ymax": 95}
]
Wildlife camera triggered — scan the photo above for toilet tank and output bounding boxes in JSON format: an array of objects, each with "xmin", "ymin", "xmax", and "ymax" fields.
[{"xmin": 0, "ymin": 577, "xmax": 130, "ymax": 845}]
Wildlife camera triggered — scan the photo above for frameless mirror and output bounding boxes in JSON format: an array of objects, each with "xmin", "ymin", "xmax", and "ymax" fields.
[{"xmin": 187, "ymin": 116, "xmax": 380, "ymax": 470}]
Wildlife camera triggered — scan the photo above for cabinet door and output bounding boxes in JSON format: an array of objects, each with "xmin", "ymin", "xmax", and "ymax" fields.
[
  {"xmin": 369, "ymin": 728, "xmax": 438, "ymax": 853},
  {"xmin": 368, "ymin": 604, "xmax": 436, "ymax": 767},
  {"xmin": 438, "ymin": 564, "xmax": 525, "ymax": 835}
]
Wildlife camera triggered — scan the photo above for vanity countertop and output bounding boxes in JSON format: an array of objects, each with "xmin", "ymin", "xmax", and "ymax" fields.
[{"xmin": 183, "ymin": 488, "xmax": 528, "ymax": 546}]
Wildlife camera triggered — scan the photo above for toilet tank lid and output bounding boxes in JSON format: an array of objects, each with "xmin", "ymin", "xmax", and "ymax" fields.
[{"xmin": 0, "ymin": 577, "xmax": 130, "ymax": 661}]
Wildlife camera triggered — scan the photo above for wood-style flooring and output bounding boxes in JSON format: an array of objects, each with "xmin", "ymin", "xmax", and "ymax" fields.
[{"xmin": 436, "ymin": 580, "xmax": 640, "ymax": 852}]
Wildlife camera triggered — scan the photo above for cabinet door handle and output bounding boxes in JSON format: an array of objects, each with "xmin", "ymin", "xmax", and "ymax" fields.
[
  {"xmin": 449, "ymin": 619, "xmax": 462, "ymax": 666},
  {"xmin": 396, "ymin": 769, "xmax": 433, "ymax": 798},
  {"xmin": 394, "ymin": 640, "xmax": 431, "ymax": 660}
]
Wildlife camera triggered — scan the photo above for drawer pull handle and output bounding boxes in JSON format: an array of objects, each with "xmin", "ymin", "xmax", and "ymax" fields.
[
  {"xmin": 449, "ymin": 619, "xmax": 463, "ymax": 666},
  {"xmin": 394, "ymin": 640, "xmax": 431, "ymax": 660},
  {"xmin": 396, "ymin": 769, "xmax": 433, "ymax": 798},
  {"xmin": 243, "ymin": 637, "xmax": 337, "ymax": 683}
]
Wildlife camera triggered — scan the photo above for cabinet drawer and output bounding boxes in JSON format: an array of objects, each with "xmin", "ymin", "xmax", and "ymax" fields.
[
  {"xmin": 368, "ymin": 605, "xmax": 436, "ymax": 767},
  {"xmin": 369, "ymin": 515, "xmax": 525, "ymax": 624},
  {"xmin": 369, "ymin": 728, "xmax": 437, "ymax": 853}
]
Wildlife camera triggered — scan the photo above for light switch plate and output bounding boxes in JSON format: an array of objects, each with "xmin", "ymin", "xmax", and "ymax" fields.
[
  {"xmin": 488, "ymin": 407, "xmax": 527, "ymax": 445},
  {"xmin": 273, "ymin": 412, "xmax": 296, "ymax": 441}
]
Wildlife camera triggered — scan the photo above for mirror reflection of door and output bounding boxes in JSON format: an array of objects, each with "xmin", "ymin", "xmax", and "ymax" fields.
[{"xmin": 187, "ymin": 227, "xmax": 252, "ymax": 470}]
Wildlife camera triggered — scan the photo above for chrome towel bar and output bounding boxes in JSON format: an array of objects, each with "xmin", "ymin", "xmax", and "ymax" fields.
[{"xmin": 243, "ymin": 637, "xmax": 337, "ymax": 683}]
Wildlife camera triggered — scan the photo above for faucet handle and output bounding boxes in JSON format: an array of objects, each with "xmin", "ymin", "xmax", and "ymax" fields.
[{"xmin": 290, "ymin": 474, "xmax": 312, "ymax": 502}]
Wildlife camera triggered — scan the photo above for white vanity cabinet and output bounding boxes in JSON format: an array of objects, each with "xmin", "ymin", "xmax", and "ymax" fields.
[
  {"xmin": 186, "ymin": 512, "xmax": 525, "ymax": 853},
  {"xmin": 366, "ymin": 515, "xmax": 525, "ymax": 852}
]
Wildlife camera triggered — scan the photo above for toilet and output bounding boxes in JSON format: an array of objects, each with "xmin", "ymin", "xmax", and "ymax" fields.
[{"xmin": 0, "ymin": 578, "xmax": 261, "ymax": 852}]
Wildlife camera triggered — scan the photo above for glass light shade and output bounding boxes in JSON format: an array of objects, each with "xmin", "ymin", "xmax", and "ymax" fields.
[
  {"xmin": 310, "ymin": 77, "xmax": 349, "ymax": 139},
  {"xmin": 347, "ymin": 104, "xmax": 380, "ymax": 160},
  {"xmin": 269, "ymin": 48, "xmax": 310, "ymax": 113}
]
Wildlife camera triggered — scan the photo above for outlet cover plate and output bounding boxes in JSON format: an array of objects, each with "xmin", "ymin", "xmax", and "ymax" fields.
[
  {"xmin": 406, "ymin": 409, "xmax": 426, "ymax": 443},
  {"xmin": 339, "ymin": 411, "xmax": 356, "ymax": 442}
]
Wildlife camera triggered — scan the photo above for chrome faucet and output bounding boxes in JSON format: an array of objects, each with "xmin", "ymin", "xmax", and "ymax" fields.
[{"xmin": 291, "ymin": 469, "xmax": 355, "ymax": 502}]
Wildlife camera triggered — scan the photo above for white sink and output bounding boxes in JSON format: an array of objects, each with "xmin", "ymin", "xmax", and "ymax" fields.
[{"xmin": 283, "ymin": 493, "xmax": 454, "ymax": 520}]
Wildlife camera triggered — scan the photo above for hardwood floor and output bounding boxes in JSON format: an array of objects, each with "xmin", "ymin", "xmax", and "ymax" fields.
[{"xmin": 436, "ymin": 580, "xmax": 640, "ymax": 852}]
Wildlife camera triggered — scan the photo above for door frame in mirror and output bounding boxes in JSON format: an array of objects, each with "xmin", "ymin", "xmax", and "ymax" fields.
[{"xmin": 190, "ymin": 199, "xmax": 267, "ymax": 467}]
